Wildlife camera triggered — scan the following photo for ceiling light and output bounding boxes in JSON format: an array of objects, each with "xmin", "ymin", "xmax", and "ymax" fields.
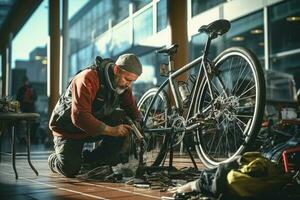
[
  {"xmin": 286, "ymin": 16, "xmax": 300, "ymax": 21},
  {"xmin": 232, "ymin": 36, "xmax": 244, "ymax": 41},
  {"xmin": 250, "ymin": 29, "xmax": 263, "ymax": 34}
]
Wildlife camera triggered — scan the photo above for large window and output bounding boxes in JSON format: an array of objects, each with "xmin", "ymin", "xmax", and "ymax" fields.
[{"xmin": 269, "ymin": 0, "xmax": 300, "ymax": 88}]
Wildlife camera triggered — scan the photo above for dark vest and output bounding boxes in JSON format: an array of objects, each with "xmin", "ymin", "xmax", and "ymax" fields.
[{"xmin": 50, "ymin": 56, "xmax": 120, "ymax": 134}]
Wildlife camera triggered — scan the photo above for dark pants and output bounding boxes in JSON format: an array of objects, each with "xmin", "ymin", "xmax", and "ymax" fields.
[{"xmin": 51, "ymin": 110, "xmax": 129, "ymax": 177}]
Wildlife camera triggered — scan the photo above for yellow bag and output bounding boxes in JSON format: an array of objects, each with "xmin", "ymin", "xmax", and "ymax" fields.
[{"xmin": 227, "ymin": 152, "xmax": 290, "ymax": 197}]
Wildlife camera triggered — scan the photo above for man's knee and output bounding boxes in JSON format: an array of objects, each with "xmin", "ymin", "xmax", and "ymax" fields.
[{"xmin": 55, "ymin": 155, "xmax": 82, "ymax": 177}]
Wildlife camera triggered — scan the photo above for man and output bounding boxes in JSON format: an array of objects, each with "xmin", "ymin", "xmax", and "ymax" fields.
[
  {"xmin": 16, "ymin": 76, "xmax": 38, "ymax": 143},
  {"xmin": 48, "ymin": 54, "xmax": 142, "ymax": 178},
  {"xmin": 16, "ymin": 76, "xmax": 37, "ymax": 113}
]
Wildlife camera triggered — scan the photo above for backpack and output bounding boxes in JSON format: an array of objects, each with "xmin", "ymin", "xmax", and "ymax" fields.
[
  {"xmin": 227, "ymin": 152, "xmax": 291, "ymax": 197},
  {"xmin": 23, "ymin": 87, "xmax": 34, "ymax": 103}
]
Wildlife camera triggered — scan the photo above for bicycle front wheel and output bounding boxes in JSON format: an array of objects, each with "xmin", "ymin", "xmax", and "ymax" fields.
[
  {"xmin": 194, "ymin": 47, "xmax": 266, "ymax": 168},
  {"xmin": 137, "ymin": 88, "xmax": 170, "ymax": 166}
]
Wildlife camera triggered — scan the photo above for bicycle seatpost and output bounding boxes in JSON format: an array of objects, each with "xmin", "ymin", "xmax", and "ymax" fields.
[
  {"xmin": 167, "ymin": 54, "xmax": 174, "ymax": 75},
  {"xmin": 203, "ymin": 36, "xmax": 212, "ymax": 58}
]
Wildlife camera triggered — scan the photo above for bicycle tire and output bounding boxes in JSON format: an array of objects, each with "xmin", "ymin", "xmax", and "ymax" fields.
[
  {"xmin": 193, "ymin": 47, "xmax": 266, "ymax": 168},
  {"xmin": 137, "ymin": 88, "xmax": 171, "ymax": 166}
]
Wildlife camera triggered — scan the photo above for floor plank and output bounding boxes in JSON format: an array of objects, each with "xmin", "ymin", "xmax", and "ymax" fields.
[{"xmin": 1, "ymin": 151, "xmax": 199, "ymax": 200}]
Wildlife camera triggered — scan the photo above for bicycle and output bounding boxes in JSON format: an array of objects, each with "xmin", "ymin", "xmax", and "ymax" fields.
[{"xmin": 136, "ymin": 19, "xmax": 266, "ymax": 168}]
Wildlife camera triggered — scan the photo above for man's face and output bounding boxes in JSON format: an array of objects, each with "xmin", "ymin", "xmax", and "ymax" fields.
[{"xmin": 114, "ymin": 65, "xmax": 138, "ymax": 94}]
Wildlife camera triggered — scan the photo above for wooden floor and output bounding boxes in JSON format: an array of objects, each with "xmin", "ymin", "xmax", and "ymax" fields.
[{"xmin": 0, "ymin": 149, "xmax": 204, "ymax": 200}]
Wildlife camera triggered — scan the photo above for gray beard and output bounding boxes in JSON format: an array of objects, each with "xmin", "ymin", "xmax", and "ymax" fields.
[{"xmin": 116, "ymin": 87, "xmax": 126, "ymax": 94}]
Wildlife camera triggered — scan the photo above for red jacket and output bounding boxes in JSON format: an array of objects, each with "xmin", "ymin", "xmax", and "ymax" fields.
[{"xmin": 50, "ymin": 68, "xmax": 141, "ymax": 139}]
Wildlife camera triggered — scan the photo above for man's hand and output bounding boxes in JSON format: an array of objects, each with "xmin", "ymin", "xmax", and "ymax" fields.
[
  {"xmin": 134, "ymin": 120, "xmax": 142, "ymax": 131},
  {"xmin": 104, "ymin": 124, "xmax": 132, "ymax": 137},
  {"xmin": 168, "ymin": 180, "xmax": 198, "ymax": 194}
]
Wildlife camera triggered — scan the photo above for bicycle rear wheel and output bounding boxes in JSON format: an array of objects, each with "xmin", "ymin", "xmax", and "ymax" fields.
[
  {"xmin": 194, "ymin": 47, "xmax": 266, "ymax": 168},
  {"xmin": 137, "ymin": 88, "xmax": 170, "ymax": 166}
]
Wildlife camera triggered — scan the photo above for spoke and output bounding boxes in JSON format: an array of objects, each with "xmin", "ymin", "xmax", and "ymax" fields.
[
  {"xmin": 233, "ymin": 116, "xmax": 247, "ymax": 126},
  {"xmin": 238, "ymin": 85, "xmax": 255, "ymax": 99},
  {"xmin": 207, "ymin": 118, "xmax": 225, "ymax": 154},
  {"xmin": 235, "ymin": 114, "xmax": 253, "ymax": 119},
  {"xmin": 212, "ymin": 118, "xmax": 227, "ymax": 158},
  {"xmin": 202, "ymin": 104, "xmax": 212, "ymax": 114},
  {"xmin": 233, "ymin": 121, "xmax": 238, "ymax": 151},
  {"xmin": 216, "ymin": 74, "xmax": 229, "ymax": 98},
  {"xmin": 210, "ymin": 80, "xmax": 221, "ymax": 96},
  {"xmin": 232, "ymin": 62, "xmax": 249, "ymax": 94},
  {"xmin": 239, "ymin": 94, "xmax": 256, "ymax": 101},
  {"xmin": 235, "ymin": 119, "xmax": 245, "ymax": 133},
  {"xmin": 237, "ymin": 76, "xmax": 255, "ymax": 97},
  {"xmin": 231, "ymin": 59, "xmax": 248, "ymax": 94},
  {"xmin": 207, "ymin": 124, "xmax": 218, "ymax": 154},
  {"xmin": 224, "ymin": 118, "xmax": 231, "ymax": 157},
  {"xmin": 237, "ymin": 105, "xmax": 255, "ymax": 109}
]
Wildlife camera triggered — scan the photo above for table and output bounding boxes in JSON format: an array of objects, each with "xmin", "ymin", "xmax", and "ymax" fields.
[{"xmin": 0, "ymin": 112, "xmax": 40, "ymax": 179}]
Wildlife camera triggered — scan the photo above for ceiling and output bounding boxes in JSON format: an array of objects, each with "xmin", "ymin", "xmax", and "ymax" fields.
[{"xmin": 0, "ymin": 0, "xmax": 42, "ymax": 53}]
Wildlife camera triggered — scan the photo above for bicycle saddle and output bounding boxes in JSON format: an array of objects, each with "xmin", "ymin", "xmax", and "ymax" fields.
[
  {"xmin": 198, "ymin": 19, "xmax": 231, "ymax": 39},
  {"xmin": 156, "ymin": 44, "xmax": 179, "ymax": 55}
]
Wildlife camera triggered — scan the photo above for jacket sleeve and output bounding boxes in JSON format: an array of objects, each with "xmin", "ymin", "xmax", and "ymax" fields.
[
  {"xmin": 70, "ymin": 69, "xmax": 106, "ymax": 136},
  {"xmin": 119, "ymin": 88, "xmax": 142, "ymax": 122}
]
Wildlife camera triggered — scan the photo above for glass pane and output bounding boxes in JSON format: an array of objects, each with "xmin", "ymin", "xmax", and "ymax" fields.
[
  {"xmin": 11, "ymin": 0, "xmax": 48, "ymax": 145},
  {"xmin": 269, "ymin": 0, "xmax": 300, "ymax": 54},
  {"xmin": 133, "ymin": 52, "xmax": 157, "ymax": 101},
  {"xmin": 269, "ymin": 0, "xmax": 300, "ymax": 88},
  {"xmin": 189, "ymin": 11, "xmax": 264, "ymax": 67},
  {"xmin": 111, "ymin": 0, "xmax": 130, "ymax": 26},
  {"xmin": 191, "ymin": 0, "xmax": 225, "ymax": 17},
  {"xmin": 112, "ymin": 22, "xmax": 131, "ymax": 56},
  {"xmin": 134, "ymin": 7, "xmax": 153, "ymax": 44},
  {"xmin": 95, "ymin": 32, "xmax": 113, "ymax": 58},
  {"xmin": 225, "ymin": 11, "xmax": 264, "ymax": 64},
  {"xmin": 157, "ymin": 0, "xmax": 167, "ymax": 32},
  {"xmin": 271, "ymin": 52, "xmax": 300, "ymax": 89},
  {"xmin": 132, "ymin": 0, "xmax": 152, "ymax": 12}
]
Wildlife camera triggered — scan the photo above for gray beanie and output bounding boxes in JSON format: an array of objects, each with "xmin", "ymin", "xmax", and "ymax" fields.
[{"xmin": 115, "ymin": 54, "xmax": 142, "ymax": 76}]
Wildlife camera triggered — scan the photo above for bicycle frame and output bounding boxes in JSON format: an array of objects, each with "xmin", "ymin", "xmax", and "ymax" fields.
[{"xmin": 143, "ymin": 38, "xmax": 216, "ymax": 133}]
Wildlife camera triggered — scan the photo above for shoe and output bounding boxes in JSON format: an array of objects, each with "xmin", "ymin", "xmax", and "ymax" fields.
[{"xmin": 48, "ymin": 153, "xmax": 57, "ymax": 173}]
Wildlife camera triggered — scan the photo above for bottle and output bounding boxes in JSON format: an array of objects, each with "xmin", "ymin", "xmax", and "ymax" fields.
[{"xmin": 178, "ymin": 81, "xmax": 190, "ymax": 106}]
